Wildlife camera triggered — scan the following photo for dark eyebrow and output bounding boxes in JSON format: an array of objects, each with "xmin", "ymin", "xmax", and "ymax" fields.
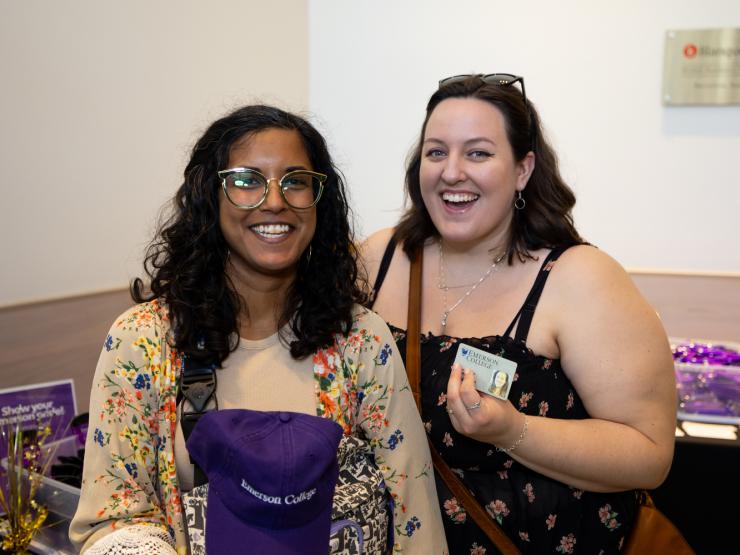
[
  {"xmin": 464, "ymin": 137, "xmax": 496, "ymax": 146},
  {"xmin": 422, "ymin": 137, "xmax": 497, "ymax": 148},
  {"xmin": 285, "ymin": 165, "xmax": 309, "ymax": 172}
]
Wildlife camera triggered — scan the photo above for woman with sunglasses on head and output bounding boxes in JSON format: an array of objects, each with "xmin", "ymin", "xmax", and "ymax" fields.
[
  {"xmin": 70, "ymin": 105, "xmax": 447, "ymax": 554},
  {"xmin": 362, "ymin": 75, "xmax": 676, "ymax": 554}
]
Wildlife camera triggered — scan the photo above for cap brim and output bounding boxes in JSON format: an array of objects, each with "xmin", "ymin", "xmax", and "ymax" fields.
[{"xmin": 205, "ymin": 485, "xmax": 334, "ymax": 555}]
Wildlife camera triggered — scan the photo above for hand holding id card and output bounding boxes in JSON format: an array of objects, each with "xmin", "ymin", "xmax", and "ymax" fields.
[{"xmin": 453, "ymin": 343, "xmax": 517, "ymax": 401}]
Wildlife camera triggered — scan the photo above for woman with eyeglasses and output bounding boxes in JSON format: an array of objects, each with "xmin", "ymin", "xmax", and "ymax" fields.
[
  {"xmin": 362, "ymin": 75, "xmax": 676, "ymax": 554},
  {"xmin": 70, "ymin": 105, "xmax": 447, "ymax": 554}
]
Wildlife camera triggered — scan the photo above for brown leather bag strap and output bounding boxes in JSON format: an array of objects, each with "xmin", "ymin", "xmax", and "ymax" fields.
[
  {"xmin": 429, "ymin": 447, "xmax": 521, "ymax": 555},
  {"xmin": 406, "ymin": 248, "xmax": 522, "ymax": 555}
]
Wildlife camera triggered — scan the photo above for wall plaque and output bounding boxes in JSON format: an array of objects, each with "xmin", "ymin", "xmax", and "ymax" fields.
[{"xmin": 663, "ymin": 28, "xmax": 740, "ymax": 105}]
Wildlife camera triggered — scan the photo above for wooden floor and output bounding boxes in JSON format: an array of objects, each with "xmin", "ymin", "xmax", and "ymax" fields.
[{"xmin": 0, "ymin": 272, "xmax": 738, "ymax": 415}]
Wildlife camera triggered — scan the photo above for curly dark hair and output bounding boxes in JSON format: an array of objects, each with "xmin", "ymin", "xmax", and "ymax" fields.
[
  {"xmin": 394, "ymin": 75, "xmax": 583, "ymax": 262},
  {"xmin": 132, "ymin": 104, "xmax": 366, "ymax": 364}
]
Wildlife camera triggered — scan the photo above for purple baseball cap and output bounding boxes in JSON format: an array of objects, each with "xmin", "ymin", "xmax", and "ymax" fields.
[{"xmin": 187, "ymin": 409, "xmax": 343, "ymax": 555}]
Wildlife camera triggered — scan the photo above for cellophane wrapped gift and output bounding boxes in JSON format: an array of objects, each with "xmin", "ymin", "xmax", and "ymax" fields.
[{"xmin": 672, "ymin": 338, "xmax": 740, "ymax": 425}]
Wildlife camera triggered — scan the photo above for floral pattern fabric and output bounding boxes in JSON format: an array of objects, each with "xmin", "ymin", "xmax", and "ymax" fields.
[
  {"xmin": 70, "ymin": 300, "xmax": 447, "ymax": 554},
  {"xmin": 388, "ymin": 324, "xmax": 639, "ymax": 555}
]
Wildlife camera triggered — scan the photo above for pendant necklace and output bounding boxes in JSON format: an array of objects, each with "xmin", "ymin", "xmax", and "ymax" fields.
[{"xmin": 438, "ymin": 240, "xmax": 506, "ymax": 332}]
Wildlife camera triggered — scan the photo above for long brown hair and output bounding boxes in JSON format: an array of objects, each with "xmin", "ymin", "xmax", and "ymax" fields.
[{"xmin": 394, "ymin": 75, "xmax": 583, "ymax": 263}]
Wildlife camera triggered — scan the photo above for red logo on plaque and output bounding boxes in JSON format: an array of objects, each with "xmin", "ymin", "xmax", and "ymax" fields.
[{"xmin": 683, "ymin": 44, "xmax": 698, "ymax": 58}]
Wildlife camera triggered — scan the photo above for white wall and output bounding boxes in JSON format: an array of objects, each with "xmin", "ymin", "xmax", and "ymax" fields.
[
  {"xmin": 0, "ymin": 0, "xmax": 308, "ymax": 306},
  {"xmin": 308, "ymin": 0, "xmax": 740, "ymax": 273},
  {"xmin": 3, "ymin": 1, "xmax": 739, "ymax": 307}
]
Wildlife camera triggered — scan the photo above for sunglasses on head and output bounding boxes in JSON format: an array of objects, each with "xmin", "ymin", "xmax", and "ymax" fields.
[
  {"xmin": 439, "ymin": 73, "xmax": 525, "ymax": 95},
  {"xmin": 438, "ymin": 73, "xmax": 534, "ymax": 151}
]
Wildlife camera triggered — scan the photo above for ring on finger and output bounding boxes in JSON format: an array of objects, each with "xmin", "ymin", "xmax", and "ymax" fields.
[
  {"xmin": 446, "ymin": 407, "xmax": 454, "ymax": 415},
  {"xmin": 465, "ymin": 399, "xmax": 482, "ymax": 411}
]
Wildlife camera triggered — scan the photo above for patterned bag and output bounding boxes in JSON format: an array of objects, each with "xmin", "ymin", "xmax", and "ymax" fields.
[
  {"xmin": 182, "ymin": 486, "xmax": 208, "ymax": 555},
  {"xmin": 183, "ymin": 434, "xmax": 392, "ymax": 555},
  {"xmin": 329, "ymin": 435, "xmax": 392, "ymax": 554}
]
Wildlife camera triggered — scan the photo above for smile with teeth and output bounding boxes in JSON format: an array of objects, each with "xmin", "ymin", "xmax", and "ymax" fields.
[
  {"xmin": 250, "ymin": 224, "xmax": 293, "ymax": 237},
  {"xmin": 442, "ymin": 192, "xmax": 479, "ymax": 204}
]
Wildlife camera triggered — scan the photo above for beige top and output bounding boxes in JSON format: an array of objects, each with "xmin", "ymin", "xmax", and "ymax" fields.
[{"xmin": 175, "ymin": 330, "xmax": 316, "ymax": 491}]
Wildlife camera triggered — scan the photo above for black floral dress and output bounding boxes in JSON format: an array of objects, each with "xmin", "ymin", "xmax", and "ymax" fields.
[{"xmin": 372, "ymin": 245, "xmax": 639, "ymax": 554}]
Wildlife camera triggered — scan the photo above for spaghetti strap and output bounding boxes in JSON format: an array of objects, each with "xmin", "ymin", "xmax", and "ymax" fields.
[
  {"xmin": 502, "ymin": 246, "xmax": 572, "ymax": 342},
  {"xmin": 368, "ymin": 236, "xmax": 397, "ymax": 309}
]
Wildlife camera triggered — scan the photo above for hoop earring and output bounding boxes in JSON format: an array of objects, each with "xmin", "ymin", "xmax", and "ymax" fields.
[
  {"xmin": 514, "ymin": 191, "xmax": 526, "ymax": 210},
  {"xmin": 305, "ymin": 245, "xmax": 312, "ymax": 265}
]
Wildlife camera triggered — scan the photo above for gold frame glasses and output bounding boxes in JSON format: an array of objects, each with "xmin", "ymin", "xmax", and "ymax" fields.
[{"xmin": 217, "ymin": 168, "xmax": 328, "ymax": 210}]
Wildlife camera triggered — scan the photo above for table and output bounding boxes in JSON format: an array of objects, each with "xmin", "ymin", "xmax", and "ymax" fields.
[{"xmin": 651, "ymin": 421, "xmax": 739, "ymax": 554}]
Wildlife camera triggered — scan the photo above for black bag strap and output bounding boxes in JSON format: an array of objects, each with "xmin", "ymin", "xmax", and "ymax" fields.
[{"xmin": 179, "ymin": 355, "xmax": 218, "ymax": 488}]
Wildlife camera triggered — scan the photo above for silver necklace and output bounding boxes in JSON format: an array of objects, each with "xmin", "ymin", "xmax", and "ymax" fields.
[{"xmin": 438, "ymin": 240, "xmax": 506, "ymax": 331}]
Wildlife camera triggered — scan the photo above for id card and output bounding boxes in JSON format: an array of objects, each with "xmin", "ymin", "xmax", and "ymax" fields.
[{"xmin": 453, "ymin": 343, "xmax": 517, "ymax": 400}]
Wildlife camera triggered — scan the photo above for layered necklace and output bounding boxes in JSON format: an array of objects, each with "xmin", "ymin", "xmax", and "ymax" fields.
[{"xmin": 437, "ymin": 240, "xmax": 507, "ymax": 332}]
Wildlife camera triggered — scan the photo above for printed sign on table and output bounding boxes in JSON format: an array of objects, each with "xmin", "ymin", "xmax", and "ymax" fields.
[{"xmin": 0, "ymin": 379, "xmax": 77, "ymax": 460}]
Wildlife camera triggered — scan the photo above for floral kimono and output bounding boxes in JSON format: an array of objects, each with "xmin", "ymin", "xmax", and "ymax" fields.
[{"xmin": 70, "ymin": 300, "xmax": 447, "ymax": 554}]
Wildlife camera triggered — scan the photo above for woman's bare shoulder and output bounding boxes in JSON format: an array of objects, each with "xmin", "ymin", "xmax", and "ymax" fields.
[
  {"xmin": 547, "ymin": 244, "xmax": 662, "ymax": 342},
  {"xmin": 549, "ymin": 244, "xmax": 631, "ymax": 290},
  {"xmin": 358, "ymin": 227, "xmax": 397, "ymax": 282},
  {"xmin": 538, "ymin": 244, "xmax": 648, "ymax": 331},
  {"xmin": 362, "ymin": 227, "xmax": 396, "ymax": 258}
]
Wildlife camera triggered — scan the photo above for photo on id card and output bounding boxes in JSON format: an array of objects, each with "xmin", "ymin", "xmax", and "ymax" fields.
[{"xmin": 453, "ymin": 343, "xmax": 517, "ymax": 400}]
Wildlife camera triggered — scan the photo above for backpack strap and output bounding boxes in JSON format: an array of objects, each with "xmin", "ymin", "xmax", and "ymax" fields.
[{"xmin": 180, "ymin": 356, "xmax": 218, "ymax": 488}]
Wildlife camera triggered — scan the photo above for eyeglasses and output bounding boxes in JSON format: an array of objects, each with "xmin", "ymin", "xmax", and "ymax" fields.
[
  {"xmin": 217, "ymin": 168, "xmax": 328, "ymax": 209},
  {"xmin": 438, "ymin": 73, "xmax": 534, "ymax": 150}
]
